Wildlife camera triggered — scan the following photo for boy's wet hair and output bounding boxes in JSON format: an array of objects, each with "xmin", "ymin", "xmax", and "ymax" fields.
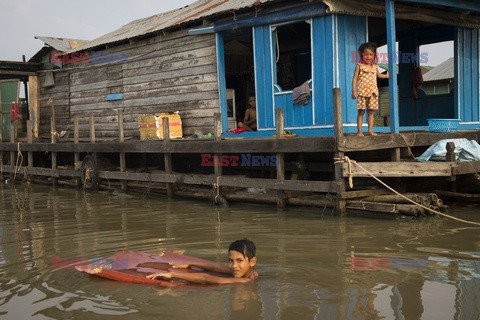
[
  {"xmin": 229, "ymin": 238, "xmax": 256, "ymax": 260},
  {"xmin": 358, "ymin": 42, "xmax": 377, "ymax": 54}
]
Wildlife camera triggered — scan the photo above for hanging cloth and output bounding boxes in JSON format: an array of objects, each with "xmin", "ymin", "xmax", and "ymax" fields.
[{"xmin": 292, "ymin": 81, "xmax": 311, "ymax": 105}]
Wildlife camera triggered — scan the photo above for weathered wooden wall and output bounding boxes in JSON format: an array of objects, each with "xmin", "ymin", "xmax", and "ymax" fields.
[{"xmin": 37, "ymin": 30, "xmax": 218, "ymax": 139}]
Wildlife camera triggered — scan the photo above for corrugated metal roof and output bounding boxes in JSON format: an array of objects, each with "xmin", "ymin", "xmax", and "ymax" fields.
[
  {"xmin": 423, "ymin": 57, "xmax": 454, "ymax": 82},
  {"xmin": 67, "ymin": 0, "xmax": 276, "ymax": 53},
  {"xmin": 34, "ymin": 36, "xmax": 89, "ymax": 52}
]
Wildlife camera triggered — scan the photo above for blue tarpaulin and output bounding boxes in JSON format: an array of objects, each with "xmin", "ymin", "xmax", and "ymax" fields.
[{"xmin": 416, "ymin": 138, "xmax": 480, "ymax": 162}]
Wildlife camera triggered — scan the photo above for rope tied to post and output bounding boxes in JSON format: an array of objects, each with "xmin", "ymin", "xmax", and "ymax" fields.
[
  {"xmin": 399, "ymin": 133, "xmax": 417, "ymax": 160},
  {"xmin": 14, "ymin": 142, "xmax": 23, "ymax": 181},
  {"xmin": 334, "ymin": 155, "xmax": 355, "ymax": 189},
  {"xmin": 214, "ymin": 176, "xmax": 221, "ymax": 204},
  {"xmin": 334, "ymin": 156, "xmax": 480, "ymax": 227}
]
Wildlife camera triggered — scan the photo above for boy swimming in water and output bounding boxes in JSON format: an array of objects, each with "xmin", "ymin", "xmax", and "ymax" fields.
[{"xmin": 146, "ymin": 238, "xmax": 258, "ymax": 285}]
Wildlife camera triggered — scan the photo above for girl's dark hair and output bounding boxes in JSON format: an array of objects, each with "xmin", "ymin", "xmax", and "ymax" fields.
[
  {"xmin": 229, "ymin": 238, "xmax": 256, "ymax": 260},
  {"xmin": 358, "ymin": 42, "xmax": 377, "ymax": 54}
]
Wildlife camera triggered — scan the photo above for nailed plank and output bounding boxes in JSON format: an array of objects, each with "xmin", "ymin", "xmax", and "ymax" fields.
[
  {"xmin": 452, "ymin": 161, "xmax": 480, "ymax": 175},
  {"xmin": 338, "ymin": 132, "xmax": 480, "ymax": 151},
  {"xmin": 342, "ymin": 161, "xmax": 453, "ymax": 177},
  {"xmin": 0, "ymin": 165, "xmax": 81, "ymax": 178},
  {"xmin": 0, "ymin": 137, "xmax": 338, "ymax": 153}
]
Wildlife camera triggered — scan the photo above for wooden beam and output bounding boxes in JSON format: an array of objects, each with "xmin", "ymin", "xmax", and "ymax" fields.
[
  {"xmin": 0, "ymin": 165, "xmax": 81, "ymax": 178},
  {"xmin": 452, "ymin": 161, "xmax": 480, "ymax": 175},
  {"xmin": 341, "ymin": 161, "xmax": 453, "ymax": 177}
]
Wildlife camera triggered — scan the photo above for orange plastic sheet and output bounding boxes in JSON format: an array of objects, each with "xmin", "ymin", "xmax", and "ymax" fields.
[{"xmin": 75, "ymin": 250, "xmax": 221, "ymax": 287}]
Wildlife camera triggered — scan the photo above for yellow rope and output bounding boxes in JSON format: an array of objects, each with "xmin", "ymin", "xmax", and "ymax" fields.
[
  {"xmin": 335, "ymin": 156, "xmax": 480, "ymax": 227},
  {"xmin": 214, "ymin": 176, "xmax": 221, "ymax": 204},
  {"xmin": 399, "ymin": 133, "xmax": 417, "ymax": 160},
  {"xmin": 14, "ymin": 142, "xmax": 23, "ymax": 181}
]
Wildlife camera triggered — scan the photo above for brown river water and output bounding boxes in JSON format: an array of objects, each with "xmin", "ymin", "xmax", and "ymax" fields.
[{"xmin": 0, "ymin": 183, "xmax": 479, "ymax": 319}]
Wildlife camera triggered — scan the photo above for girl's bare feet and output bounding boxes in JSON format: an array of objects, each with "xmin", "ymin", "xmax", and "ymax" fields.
[
  {"xmin": 367, "ymin": 132, "xmax": 377, "ymax": 136},
  {"xmin": 356, "ymin": 132, "xmax": 364, "ymax": 136}
]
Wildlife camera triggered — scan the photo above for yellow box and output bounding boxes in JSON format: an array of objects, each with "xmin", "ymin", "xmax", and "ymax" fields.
[
  {"xmin": 138, "ymin": 114, "xmax": 157, "ymax": 140},
  {"xmin": 138, "ymin": 113, "xmax": 183, "ymax": 140},
  {"xmin": 155, "ymin": 112, "xmax": 182, "ymax": 139}
]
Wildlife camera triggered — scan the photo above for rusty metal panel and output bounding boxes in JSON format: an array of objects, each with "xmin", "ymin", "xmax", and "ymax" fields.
[{"xmin": 67, "ymin": 0, "xmax": 276, "ymax": 53}]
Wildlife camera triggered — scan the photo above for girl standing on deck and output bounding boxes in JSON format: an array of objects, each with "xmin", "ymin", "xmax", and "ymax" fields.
[{"xmin": 351, "ymin": 42, "xmax": 389, "ymax": 136}]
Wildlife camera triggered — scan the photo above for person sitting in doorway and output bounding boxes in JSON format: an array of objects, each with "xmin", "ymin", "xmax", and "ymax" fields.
[{"xmin": 238, "ymin": 96, "xmax": 257, "ymax": 131}]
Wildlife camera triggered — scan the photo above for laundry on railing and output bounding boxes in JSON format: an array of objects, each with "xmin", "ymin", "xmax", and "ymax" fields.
[{"xmin": 292, "ymin": 80, "xmax": 311, "ymax": 105}]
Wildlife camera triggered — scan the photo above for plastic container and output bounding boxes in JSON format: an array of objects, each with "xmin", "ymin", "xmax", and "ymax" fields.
[{"xmin": 427, "ymin": 118, "xmax": 460, "ymax": 133}]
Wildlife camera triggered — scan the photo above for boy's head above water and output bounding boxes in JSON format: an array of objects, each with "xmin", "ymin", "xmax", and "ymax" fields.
[{"xmin": 228, "ymin": 239, "xmax": 257, "ymax": 278}]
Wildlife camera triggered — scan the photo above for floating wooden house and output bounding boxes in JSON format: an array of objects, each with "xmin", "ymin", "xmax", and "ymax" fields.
[{"xmin": 1, "ymin": 0, "xmax": 480, "ymax": 217}]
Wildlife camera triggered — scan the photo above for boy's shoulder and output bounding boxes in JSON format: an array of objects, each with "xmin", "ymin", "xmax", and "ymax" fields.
[{"xmin": 248, "ymin": 270, "xmax": 259, "ymax": 280}]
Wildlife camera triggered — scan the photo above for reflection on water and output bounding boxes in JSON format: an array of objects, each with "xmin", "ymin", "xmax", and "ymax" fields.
[{"xmin": 0, "ymin": 183, "xmax": 479, "ymax": 319}]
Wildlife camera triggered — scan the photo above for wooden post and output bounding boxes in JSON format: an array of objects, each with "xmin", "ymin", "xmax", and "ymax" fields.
[
  {"xmin": 163, "ymin": 117, "xmax": 173, "ymax": 197},
  {"xmin": 51, "ymin": 116, "xmax": 57, "ymax": 186},
  {"xmin": 89, "ymin": 113, "xmax": 97, "ymax": 176},
  {"xmin": 28, "ymin": 75, "xmax": 40, "ymax": 138},
  {"xmin": 27, "ymin": 120, "xmax": 33, "ymax": 181},
  {"xmin": 214, "ymin": 113, "xmax": 222, "ymax": 177},
  {"xmin": 333, "ymin": 88, "xmax": 346, "ymax": 216},
  {"xmin": 391, "ymin": 148, "xmax": 401, "ymax": 161},
  {"xmin": 275, "ymin": 108, "xmax": 286, "ymax": 209},
  {"xmin": 446, "ymin": 141, "xmax": 456, "ymax": 191},
  {"xmin": 89, "ymin": 113, "xmax": 95, "ymax": 144},
  {"xmin": 0, "ymin": 89, "xmax": 2, "ymax": 142},
  {"xmin": 50, "ymin": 97, "xmax": 57, "ymax": 186},
  {"xmin": 213, "ymin": 113, "xmax": 227, "ymax": 206},
  {"xmin": 74, "ymin": 115, "xmax": 80, "ymax": 187},
  {"xmin": 9, "ymin": 121, "xmax": 15, "ymax": 180},
  {"xmin": 118, "ymin": 110, "xmax": 127, "ymax": 191}
]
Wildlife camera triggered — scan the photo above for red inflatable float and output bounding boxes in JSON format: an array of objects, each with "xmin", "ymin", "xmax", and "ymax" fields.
[{"xmin": 75, "ymin": 250, "xmax": 224, "ymax": 287}]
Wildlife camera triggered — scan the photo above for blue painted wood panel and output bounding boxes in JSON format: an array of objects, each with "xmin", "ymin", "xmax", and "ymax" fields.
[
  {"xmin": 312, "ymin": 15, "xmax": 334, "ymax": 126},
  {"xmin": 334, "ymin": 15, "xmax": 367, "ymax": 127},
  {"xmin": 106, "ymin": 93, "xmax": 123, "ymax": 101},
  {"xmin": 215, "ymin": 33, "xmax": 228, "ymax": 132},
  {"xmin": 253, "ymin": 25, "xmax": 275, "ymax": 129},
  {"xmin": 274, "ymin": 88, "xmax": 313, "ymax": 128},
  {"xmin": 456, "ymin": 27, "xmax": 479, "ymax": 122}
]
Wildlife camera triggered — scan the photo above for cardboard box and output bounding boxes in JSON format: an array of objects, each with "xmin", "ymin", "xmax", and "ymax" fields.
[
  {"xmin": 155, "ymin": 112, "xmax": 182, "ymax": 139},
  {"xmin": 138, "ymin": 114, "xmax": 158, "ymax": 140},
  {"xmin": 138, "ymin": 112, "xmax": 183, "ymax": 140}
]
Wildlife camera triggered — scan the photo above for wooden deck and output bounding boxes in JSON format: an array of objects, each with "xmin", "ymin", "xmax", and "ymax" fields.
[{"xmin": 1, "ymin": 103, "xmax": 479, "ymax": 217}]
